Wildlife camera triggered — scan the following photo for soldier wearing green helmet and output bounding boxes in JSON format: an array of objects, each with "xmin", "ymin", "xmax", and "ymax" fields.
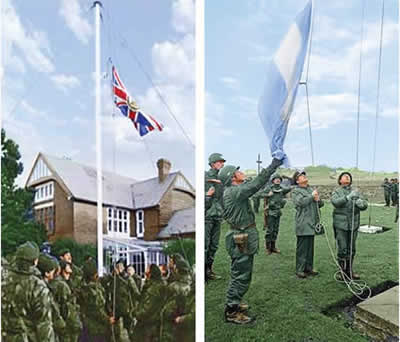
[
  {"xmin": 258, "ymin": 173, "xmax": 292, "ymax": 255},
  {"xmin": 205, "ymin": 152, "xmax": 226, "ymax": 281},
  {"xmin": 2, "ymin": 241, "xmax": 56, "ymax": 341},
  {"xmin": 219, "ymin": 157, "xmax": 282, "ymax": 324}
]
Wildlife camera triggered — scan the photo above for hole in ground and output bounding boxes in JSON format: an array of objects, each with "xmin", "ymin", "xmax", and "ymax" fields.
[{"xmin": 322, "ymin": 280, "xmax": 399, "ymax": 341}]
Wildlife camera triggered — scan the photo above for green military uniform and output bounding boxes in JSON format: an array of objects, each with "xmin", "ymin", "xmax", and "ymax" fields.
[
  {"xmin": 37, "ymin": 254, "xmax": 67, "ymax": 342},
  {"xmin": 331, "ymin": 172, "xmax": 368, "ymax": 278},
  {"xmin": 252, "ymin": 196, "xmax": 261, "ymax": 213},
  {"xmin": 381, "ymin": 179, "xmax": 391, "ymax": 206},
  {"xmin": 49, "ymin": 271, "xmax": 82, "ymax": 342},
  {"xmin": 2, "ymin": 242, "xmax": 56, "ymax": 342},
  {"xmin": 79, "ymin": 260, "xmax": 112, "ymax": 342},
  {"xmin": 391, "ymin": 180, "xmax": 399, "ymax": 206},
  {"xmin": 135, "ymin": 265, "xmax": 172, "ymax": 341},
  {"xmin": 259, "ymin": 174, "xmax": 291, "ymax": 253},
  {"xmin": 205, "ymin": 153, "xmax": 226, "ymax": 279},
  {"xmin": 219, "ymin": 158, "xmax": 281, "ymax": 319},
  {"xmin": 292, "ymin": 182, "xmax": 324, "ymax": 275},
  {"xmin": 162, "ymin": 255, "xmax": 193, "ymax": 341}
]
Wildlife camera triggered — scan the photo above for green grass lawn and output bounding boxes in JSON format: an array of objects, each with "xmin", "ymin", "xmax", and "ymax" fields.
[{"xmin": 205, "ymin": 202, "xmax": 398, "ymax": 342}]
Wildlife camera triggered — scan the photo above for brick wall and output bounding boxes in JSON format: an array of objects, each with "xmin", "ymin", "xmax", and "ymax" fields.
[
  {"xmin": 159, "ymin": 189, "xmax": 195, "ymax": 226},
  {"xmin": 73, "ymin": 202, "xmax": 107, "ymax": 244},
  {"xmin": 143, "ymin": 207, "xmax": 160, "ymax": 241},
  {"xmin": 51, "ymin": 182, "xmax": 73, "ymax": 241}
]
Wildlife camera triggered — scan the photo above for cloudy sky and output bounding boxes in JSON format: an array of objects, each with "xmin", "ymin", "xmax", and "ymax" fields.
[
  {"xmin": 2, "ymin": 0, "xmax": 195, "ymax": 187},
  {"xmin": 205, "ymin": 0, "xmax": 398, "ymax": 172}
]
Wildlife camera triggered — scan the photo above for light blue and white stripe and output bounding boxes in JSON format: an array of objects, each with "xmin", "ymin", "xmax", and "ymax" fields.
[{"xmin": 258, "ymin": 1, "xmax": 312, "ymax": 166}]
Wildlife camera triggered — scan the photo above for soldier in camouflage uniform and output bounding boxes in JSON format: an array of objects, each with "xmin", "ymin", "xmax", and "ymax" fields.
[
  {"xmin": 218, "ymin": 158, "xmax": 282, "ymax": 324},
  {"xmin": 37, "ymin": 253, "xmax": 67, "ymax": 341},
  {"xmin": 135, "ymin": 264, "xmax": 172, "ymax": 341},
  {"xmin": 126, "ymin": 264, "xmax": 143, "ymax": 292},
  {"xmin": 381, "ymin": 178, "xmax": 391, "ymax": 206},
  {"xmin": 258, "ymin": 173, "xmax": 292, "ymax": 255},
  {"xmin": 292, "ymin": 171, "xmax": 324, "ymax": 278},
  {"xmin": 49, "ymin": 260, "xmax": 82, "ymax": 342},
  {"xmin": 205, "ymin": 152, "xmax": 226, "ymax": 281},
  {"xmin": 79, "ymin": 259, "xmax": 115, "ymax": 342},
  {"xmin": 163, "ymin": 254, "xmax": 194, "ymax": 341},
  {"xmin": 59, "ymin": 249, "xmax": 83, "ymax": 296},
  {"xmin": 331, "ymin": 172, "xmax": 368, "ymax": 280},
  {"xmin": 2, "ymin": 242, "xmax": 56, "ymax": 341}
]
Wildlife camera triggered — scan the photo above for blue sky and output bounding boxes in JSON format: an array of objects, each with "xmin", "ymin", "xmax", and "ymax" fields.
[
  {"xmin": 2, "ymin": 0, "xmax": 195, "ymax": 187},
  {"xmin": 205, "ymin": 0, "xmax": 398, "ymax": 172}
]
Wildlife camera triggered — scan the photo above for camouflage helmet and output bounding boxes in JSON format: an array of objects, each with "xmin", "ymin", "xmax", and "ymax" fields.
[
  {"xmin": 37, "ymin": 253, "xmax": 58, "ymax": 274},
  {"xmin": 271, "ymin": 173, "xmax": 282, "ymax": 182},
  {"xmin": 172, "ymin": 253, "xmax": 191, "ymax": 272},
  {"xmin": 338, "ymin": 172, "xmax": 352, "ymax": 185},
  {"xmin": 218, "ymin": 165, "xmax": 240, "ymax": 186},
  {"xmin": 58, "ymin": 248, "xmax": 71, "ymax": 257},
  {"xmin": 83, "ymin": 260, "xmax": 97, "ymax": 278},
  {"xmin": 15, "ymin": 241, "xmax": 40, "ymax": 262},
  {"xmin": 208, "ymin": 153, "xmax": 226, "ymax": 165},
  {"xmin": 149, "ymin": 264, "xmax": 162, "ymax": 280}
]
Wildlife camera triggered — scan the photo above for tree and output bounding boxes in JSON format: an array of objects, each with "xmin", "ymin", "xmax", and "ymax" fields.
[
  {"xmin": 1, "ymin": 129, "xmax": 47, "ymax": 256},
  {"xmin": 163, "ymin": 238, "xmax": 195, "ymax": 266}
]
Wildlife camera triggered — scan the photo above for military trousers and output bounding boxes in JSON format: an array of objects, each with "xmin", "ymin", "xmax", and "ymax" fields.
[
  {"xmin": 392, "ymin": 192, "xmax": 398, "ymax": 206},
  {"xmin": 253, "ymin": 197, "xmax": 260, "ymax": 213},
  {"xmin": 265, "ymin": 215, "xmax": 280, "ymax": 242},
  {"xmin": 384, "ymin": 191, "xmax": 391, "ymax": 206},
  {"xmin": 296, "ymin": 236, "xmax": 315, "ymax": 273},
  {"xmin": 226, "ymin": 253, "xmax": 254, "ymax": 307},
  {"xmin": 205, "ymin": 218, "xmax": 221, "ymax": 266},
  {"xmin": 335, "ymin": 228, "xmax": 358, "ymax": 261}
]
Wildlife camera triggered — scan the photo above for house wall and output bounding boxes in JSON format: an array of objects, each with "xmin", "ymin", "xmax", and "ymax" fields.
[
  {"xmin": 159, "ymin": 189, "xmax": 195, "ymax": 226},
  {"xmin": 73, "ymin": 202, "xmax": 107, "ymax": 245},
  {"xmin": 51, "ymin": 182, "xmax": 74, "ymax": 241},
  {"xmin": 130, "ymin": 210, "xmax": 137, "ymax": 238},
  {"xmin": 143, "ymin": 207, "xmax": 160, "ymax": 241}
]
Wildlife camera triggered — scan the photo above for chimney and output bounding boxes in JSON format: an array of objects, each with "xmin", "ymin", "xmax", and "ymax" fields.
[{"xmin": 157, "ymin": 158, "xmax": 171, "ymax": 183}]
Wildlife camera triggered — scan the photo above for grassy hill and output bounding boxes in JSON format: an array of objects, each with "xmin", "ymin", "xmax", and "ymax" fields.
[{"xmin": 243, "ymin": 165, "xmax": 397, "ymax": 186}]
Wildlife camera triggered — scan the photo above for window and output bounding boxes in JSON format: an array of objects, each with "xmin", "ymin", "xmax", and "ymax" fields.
[
  {"xmin": 106, "ymin": 207, "xmax": 130, "ymax": 237},
  {"xmin": 34, "ymin": 181, "xmax": 54, "ymax": 203},
  {"xmin": 136, "ymin": 210, "xmax": 144, "ymax": 238},
  {"xmin": 35, "ymin": 204, "xmax": 55, "ymax": 235}
]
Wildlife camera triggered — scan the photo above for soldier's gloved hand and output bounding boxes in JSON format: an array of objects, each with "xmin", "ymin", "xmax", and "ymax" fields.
[
  {"xmin": 355, "ymin": 198, "xmax": 364, "ymax": 207},
  {"xmin": 346, "ymin": 191, "xmax": 359, "ymax": 201},
  {"xmin": 270, "ymin": 158, "xmax": 283, "ymax": 169}
]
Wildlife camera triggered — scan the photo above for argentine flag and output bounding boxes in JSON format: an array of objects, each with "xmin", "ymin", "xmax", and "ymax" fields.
[{"xmin": 258, "ymin": 1, "xmax": 312, "ymax": 166}]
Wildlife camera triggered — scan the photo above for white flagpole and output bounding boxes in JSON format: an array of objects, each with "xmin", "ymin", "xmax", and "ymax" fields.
[{"xmin": 94, "ymin": 1, "xmax": 104, "ymax": 276}]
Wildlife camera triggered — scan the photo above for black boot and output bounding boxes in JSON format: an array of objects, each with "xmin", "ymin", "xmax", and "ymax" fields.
[
  {"xmin": 209, "ymin": 263, "xmax": 222, "ymax": 280},
  {"xmin": 271, "ymin": 241, "xmax": 280, "ymax": 254},
  {"xmin": 336, "ymin": 259, "xmax": 346, "ymax": 281},
  {"xmin": 349, "ymin": 258, "xmax": 360, "ymax": 280},
  {"xmin": 265, "ymin": 241, "xmax": 272, "ymax": 255}
]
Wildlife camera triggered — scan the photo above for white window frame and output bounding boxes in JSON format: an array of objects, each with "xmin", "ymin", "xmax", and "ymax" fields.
[
  {"xmin": 34, "ymin": 181, "xmax": 54, "ymax": 203},
  {"xmin": 107, "ymin": 207, "xmax": 130, "ymax": 238},
  {"xmin": 136, "ymin": 210, "xmax": 145, "ymax": 238},
  {"xmin": 31, "ymin": 158, "xmax": 51, "ymax": 183}
]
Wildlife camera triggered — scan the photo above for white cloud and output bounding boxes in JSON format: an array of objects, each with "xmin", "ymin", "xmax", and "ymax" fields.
[
  {"xmin": 171, "ymin": 0, "xmax": 195, "ymax": 35},
  {"xmin": 220, "ymin": 77, "xmax": 240, "ymax": 90},
  {"xmin": 3, "ymin": 0, "xmax": 54, "ymax": 73},
  {"xmin": 289, "ymin": 92, "xmax": 373, "ymax": 130},
  {"xmin": 152, "ymin": 34, "xmax": 195, "ymax": 87},
  {"xmin": 51, "ymin": 73, "xmax": 81, "ymax": 92},
  {"xmin": 59, "ymin": 0, "xmax": 92, "ymax": 44}
]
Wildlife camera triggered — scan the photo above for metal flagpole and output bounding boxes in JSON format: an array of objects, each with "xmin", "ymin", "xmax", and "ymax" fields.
[{"xmin": 94, "ymin": 1, "xmax": 104, "ymax": 276}]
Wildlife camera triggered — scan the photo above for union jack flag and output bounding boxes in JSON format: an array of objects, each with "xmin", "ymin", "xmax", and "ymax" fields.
[{"xmin": 112, "ymin": 66, "xmax": 163, "ymax": 137}]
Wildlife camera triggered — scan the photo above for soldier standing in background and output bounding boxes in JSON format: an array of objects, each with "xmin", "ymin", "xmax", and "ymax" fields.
[
  {"xmin": 2, "ymin": 242, "xmax": 56, "ymax": 341},
  {"xmin": 391, "ymin": 178, "xmax": 399, "ymax": 207},
  {"xmin": 59, "ymin": 249, "xmax": 83, "ymax": 296},
  {"xmin": 260, "ymin": 173, "xmax": 291, "ymax": 255},
  {"xmin": 291, "ymin": 171, "xmax": 324, "ymax": 279},
  {"xmin": 205, "ymin": 153, "xmax": 226, "ymax": 281},
  {"xmin": 381, "ymin": 178, "xmax": 391, "ymax": 207}
]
